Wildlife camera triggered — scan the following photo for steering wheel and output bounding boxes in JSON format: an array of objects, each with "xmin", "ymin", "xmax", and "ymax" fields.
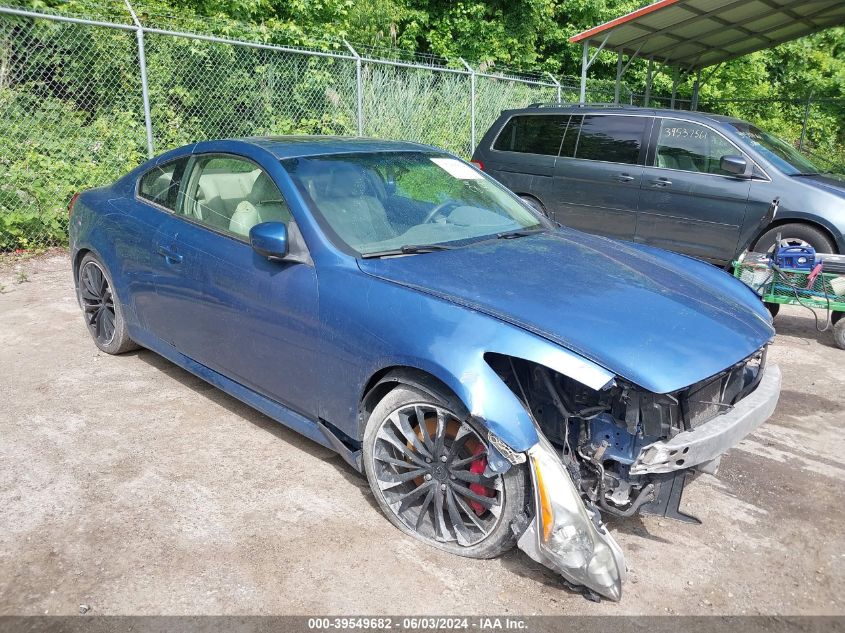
[{"xmin": 422, "ymin": 200, "xmax": 460, "ymax": 225}]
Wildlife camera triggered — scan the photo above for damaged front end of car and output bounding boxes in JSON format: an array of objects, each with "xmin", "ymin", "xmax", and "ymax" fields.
[{"xmin": 482, "ymin": 348, "xmax": 780, "ymax": 601}]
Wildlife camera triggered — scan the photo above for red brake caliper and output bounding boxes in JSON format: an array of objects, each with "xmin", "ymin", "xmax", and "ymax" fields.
[{"xmin": 468, "ymin": 445, "xmax": 496, "ymax": 516}]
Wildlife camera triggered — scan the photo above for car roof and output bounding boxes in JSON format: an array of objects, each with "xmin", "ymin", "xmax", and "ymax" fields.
[
  {"xmin": 500, "ymin": 104, "xmax": 744, "ymax": 127},
  {"xmin": 234, "ymin": 136, "xmax": 437, "ymax": 159}
]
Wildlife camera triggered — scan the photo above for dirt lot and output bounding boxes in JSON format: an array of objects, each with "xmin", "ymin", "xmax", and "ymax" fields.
[{"xmin": 0, "ymin": 251, "xmax": 843, "ymax": 616}]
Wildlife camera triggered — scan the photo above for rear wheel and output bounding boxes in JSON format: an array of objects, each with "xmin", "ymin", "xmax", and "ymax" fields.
[
  {"xmin": 76, "ymin": 253, "xmax": 138, "ymax": 355},
  {"xmin": 752, "ymin": 223, "xmax": 836, "ymax": 255},
  {"xmin": 765, "ymin": 302, "xmax": 780, "ymax": 319},
  {"xmin": 519, "ymin": 195, "xmax": 549, "ymax": 219},
  {"xmin": 362, "ymin": 385, "xmax": 527, "ymax": 558}
]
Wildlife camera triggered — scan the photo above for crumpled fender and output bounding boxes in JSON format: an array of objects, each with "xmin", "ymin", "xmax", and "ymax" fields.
[{"xmin": 451, "ymin": 335, "xmax": 615, "ymax": 452}]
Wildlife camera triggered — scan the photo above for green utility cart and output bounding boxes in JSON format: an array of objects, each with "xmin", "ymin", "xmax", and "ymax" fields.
[{"xmin": 734, "ymin": 252, "xmax": 845, "ymax": 350}]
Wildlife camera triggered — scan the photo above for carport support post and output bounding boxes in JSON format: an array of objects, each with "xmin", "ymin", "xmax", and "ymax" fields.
[
  {"xmin": 344, "ymin": 41, "xmax": 363, "ymax": 137},
  {"xmin": 799, "ymin": 91, "xmax": 813, "ymax": 151},
  {"xmin": 670, "ymin": 66, "xmax": 679, "ymax": 109},
  {"xmin": 614, "ymin": 51, "xmax": 623, "ymax": 104},
  {"xmin": 580, "ymin": 41, "xmax": 589, "ymax": 103},
  {"xmin": 460, "ymin": 59, "xmax": 476, "ymax": 153},
  {"xmin": 644, "ymin": 57, "xmax": 654, "ymax": 107},
  {"xmin": 691, "ymin": 68, "xmax": 701, "ymax": 111},
  {"xmin": 125, "ymin": 0, "xmax": 153, "ymax": 158}
]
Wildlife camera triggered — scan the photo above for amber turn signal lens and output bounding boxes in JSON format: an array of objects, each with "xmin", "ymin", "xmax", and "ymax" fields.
[{"xmin": 533, "ymin": 459, "xmax": 554, "ymax": 542}]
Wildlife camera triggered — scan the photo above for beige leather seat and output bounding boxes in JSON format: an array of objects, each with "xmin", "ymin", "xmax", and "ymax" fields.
[
  {"xmin": 304, "ymin": 166, "xmax": 395, "ymax": 248},
  {"xmin": 228, "ymin": 172, "xmax": 292, "ymax": 237}
]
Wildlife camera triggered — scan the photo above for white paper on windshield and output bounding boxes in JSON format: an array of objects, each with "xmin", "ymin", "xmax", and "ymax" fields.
[{"xmin": 430, "ymin": 157, "xmax": 483, "ymax": 180}]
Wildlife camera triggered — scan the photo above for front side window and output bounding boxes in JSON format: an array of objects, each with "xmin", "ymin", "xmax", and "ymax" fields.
[
  {"xmin": 654, "ymin": 119, "xmax": 740, "ymax": 175},
  {"xmin": 283, "ymin": 151, "xmax": 547, "ymax": 255},
  {"xmin": 493, "ymin": 115, "xmax": 569, "ymax": 156},
  {"xmin": 725, "ymin": 121, "xmax": 819, "ymax": 176},
  {"xmin": 181, "ymin": 155, "xmax": 292, "ymax": 238},
  {"xmin": 575, "ymin": 115, "xmax": 647, "ymax": 165},
  {"xmin": 138, "ymin": 158, "xmax": 188, "ymax": 211}
]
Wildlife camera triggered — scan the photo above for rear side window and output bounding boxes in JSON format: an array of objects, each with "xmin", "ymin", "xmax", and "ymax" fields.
[
  {"xmin": 493, "ymin": 115, "xmax": 568, "ymax": 156},
  {"xmin": 575, "ymin": 115, "xmax": 647, "ymax": 165},
  {"xmin": 138, "ymin": 158, "xmax": 188, "ymax": 211}
]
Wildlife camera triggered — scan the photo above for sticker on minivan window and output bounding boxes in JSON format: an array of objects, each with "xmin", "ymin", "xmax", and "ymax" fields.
[{"xmin": 430, "ymin": 157, "xmax": 483, "ymax": 180}]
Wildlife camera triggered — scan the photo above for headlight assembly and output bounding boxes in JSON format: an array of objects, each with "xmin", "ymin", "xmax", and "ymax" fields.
[{"xmin": 517, "ymin": 434, "xmax": 626, "ymax": 601}]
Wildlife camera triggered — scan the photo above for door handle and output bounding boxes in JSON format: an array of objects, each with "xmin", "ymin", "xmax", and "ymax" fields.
[
  {"xmin": 650, "ymin": 178, "xmax": 673, "ymax": 187},
  {"xmin": 157, "ymin": 245, "xmax": 183, "ymax": 264},
  {"xmin": 614, "ymin": 174, "xmax": 635, "ymax": 183}
]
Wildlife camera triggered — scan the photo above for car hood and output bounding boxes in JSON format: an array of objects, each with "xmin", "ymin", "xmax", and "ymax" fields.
[
  {"xmin": 795, "ymin": 172, "xmax": 845, "ymax": 197},
  {"xmin": 358, "ymin": 230, "xmax": 774, "ymax": 394}
]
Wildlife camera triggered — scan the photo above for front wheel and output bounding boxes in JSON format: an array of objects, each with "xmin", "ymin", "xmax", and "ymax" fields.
[
  {"xmin": 362, "ymin": 385, "xmax": 527, "ymax": 559},
  {"xmin": 833, "ymin": 313, "xmax": 845, "ymax": 350},
  {"xmin": 752, "ymin": 223, "xmax": 836, "ymax": 255}
]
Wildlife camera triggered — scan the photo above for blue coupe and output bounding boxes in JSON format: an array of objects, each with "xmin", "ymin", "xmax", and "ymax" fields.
[{"xmin": 69, "ymin": 137, "xmax": 781, "ymax": 601}]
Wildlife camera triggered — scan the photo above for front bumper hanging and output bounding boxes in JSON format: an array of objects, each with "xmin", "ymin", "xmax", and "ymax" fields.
[{"xmin": 630, "ymin": 364, "xmax": 781, "ymax": 475}]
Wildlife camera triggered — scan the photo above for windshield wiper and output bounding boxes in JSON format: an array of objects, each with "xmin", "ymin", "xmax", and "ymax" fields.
[
  {"xmin": 496, "ymin": 228, "xmax": 546, "ymax": 239},
  {"xmin": 360, "ymin": 244, "xmax": 454, "ymax": 259}
]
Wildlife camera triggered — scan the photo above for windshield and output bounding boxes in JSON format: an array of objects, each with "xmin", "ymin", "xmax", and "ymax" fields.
[
  {"xmin": 726, "ymin": 121, "xmax": 819, "ymax": 175},
  {"xmin": 282, "ymin": 151, "xmax": 546, "ymax": 255}
]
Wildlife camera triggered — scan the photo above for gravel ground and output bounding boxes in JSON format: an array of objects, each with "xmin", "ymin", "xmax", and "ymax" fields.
[{"xmin": 0, "ymin": 251, "xmax": 843, "ymax": 616}]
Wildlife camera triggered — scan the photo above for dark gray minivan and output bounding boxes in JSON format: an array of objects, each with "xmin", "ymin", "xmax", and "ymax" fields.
[{"xmin": 472, "ymin": 105, "xmax": 845, "ymax": 265}]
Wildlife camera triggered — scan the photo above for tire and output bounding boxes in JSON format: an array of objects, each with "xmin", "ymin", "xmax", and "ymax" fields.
[
  {"xmin": 765, "ymin": 302, "xmax": 780, "ymax": 319},
  {"xmin": 834, "ymin": 315, "xmax": 845, "ymax": 351},
  {"xmin": 76, "ymin": 253, "xmax": 139, "ymax": 355},
  {"xmin": 362, "ymin": 384, "xmax": 527, "ymax": 559},
  {"xmin": 752, "ymin": 223, "xmax": 836, "ymax": 255},
  {"xmin": 519, "ymin": 195, "xmax": 549, "ymax": 219}
]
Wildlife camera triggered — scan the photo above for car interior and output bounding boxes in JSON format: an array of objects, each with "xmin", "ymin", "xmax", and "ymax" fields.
[{"xmin": 183, "ymin": 163, "xmax": 292, "ymax": 237}]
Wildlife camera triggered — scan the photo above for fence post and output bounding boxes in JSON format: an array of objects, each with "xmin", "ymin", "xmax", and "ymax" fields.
[
  {"xmin": 124, "ymin": 0, "xmax": 154, "ymax": 157},
  {"xmin": 460, "ymin": 59, "xmax": 475, "ymax": 153},
  {"xmin": 546, "ymin": 72, "xmax": 561, "ymax": 104},
  {"xmin": 344, "ymin": 40, "xmax": 363, "ymax": 137},
  {"xmin": 799, "ymin": 91, "xmax": 813, "ymax": 151}
]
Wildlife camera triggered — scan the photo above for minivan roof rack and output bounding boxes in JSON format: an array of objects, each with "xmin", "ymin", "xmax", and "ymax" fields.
[{"xmin": 525, "ymin": 102, "xmax": 644, "ymax": 109}]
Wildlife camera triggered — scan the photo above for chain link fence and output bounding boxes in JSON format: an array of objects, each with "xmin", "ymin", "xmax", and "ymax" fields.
[
  {"xmin": 0, "ymin": 5, "xmax": 568, "ymax": 251},
  {"xmin": 1, "ymin": 4, "xmax": 841, "ymax": 252}
]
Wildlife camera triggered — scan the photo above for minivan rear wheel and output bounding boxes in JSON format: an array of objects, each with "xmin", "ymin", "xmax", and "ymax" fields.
[
  {"xmin": 752, "ymin": 223, "xmax": 836, "ymax": 255},
  {"xmin": 519, "ymin": 195, "xmax": 549, "ymax": 219}
]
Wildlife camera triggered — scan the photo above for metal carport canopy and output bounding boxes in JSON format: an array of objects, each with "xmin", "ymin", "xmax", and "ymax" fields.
[{"xmin": 569, "ymin": 0, "xmax": 845, "ymax": 105}]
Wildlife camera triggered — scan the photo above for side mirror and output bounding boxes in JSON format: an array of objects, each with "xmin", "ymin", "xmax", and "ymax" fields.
[
  {"xmin": 249, "ymin": 222, "xmax": 288, "ymax": 260},
  {"xmin": 720, "ymin": 155, "xmax": 749, "ymax": 177}
]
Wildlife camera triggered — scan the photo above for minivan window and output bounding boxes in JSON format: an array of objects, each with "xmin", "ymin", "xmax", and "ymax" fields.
[
  {"xmin": 575, "ymin": 115, "xmax": 647, "ymax": 165},
  {"xmin": 493, "ymin": 115, "xmax": 568, "ymax": 156},
  {"xmin": 654, "ymin": 119, "xmax": 738, "ymax": 175}
]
